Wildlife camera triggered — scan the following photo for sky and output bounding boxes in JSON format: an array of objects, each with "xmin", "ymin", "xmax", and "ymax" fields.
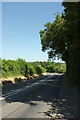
[{"xmin": 2, "ymin": 2, "xmax": 64, "ymax": 62}]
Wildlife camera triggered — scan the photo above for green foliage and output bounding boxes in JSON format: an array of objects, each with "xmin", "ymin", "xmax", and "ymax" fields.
[
  {"xmin": 39, "ymin": 2, "xmax": 80, "ymax": 84},
  {"xmin": 16, "ymin": 58, "xmax": 27, "ymax": 76},
  {"xmin": 41, "ymin": 61, "xmax": 66, "ymax": 73},
  {"xmin": 35, "ymin": 65, "xmax": 46, "ymax": 74},
  {"xmin": 1, "ymin": 57, "xmax": 66, "ymax": 78},
  {"xmin": 1, "ymin": 58, "xmax": 46, "ymax": 78},
  {"xmin": 2, "ymin": 59, "xmax": 18, "ymax": 77},
  {"xmin": 62, "ymin": 2, "xmax": 80, "ymax": 84},
  {"xmin": 40, "ymin": 13, "xmax": 66, "ymax": 60},
  {"xmin": 27, "ymin": 64, "xmax": 37, "ymax": 75}
]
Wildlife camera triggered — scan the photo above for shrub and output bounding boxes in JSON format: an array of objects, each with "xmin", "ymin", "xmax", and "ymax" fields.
[
  {"xmin": 28, "ymin": 65, "xmax": 36, "ymax": 75},
  {"xmin": 35, "ymin": 65, "xmax": 46, "ymax": 74}
]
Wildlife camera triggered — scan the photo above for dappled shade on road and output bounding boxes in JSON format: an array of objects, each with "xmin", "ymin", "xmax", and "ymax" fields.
[{"xmin": 2, "ymin": 75, "xmax": 79, "ymax": 119}]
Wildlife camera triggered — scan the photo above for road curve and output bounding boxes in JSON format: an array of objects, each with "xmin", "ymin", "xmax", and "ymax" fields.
[{"xmin": 1, "ymin": 74, "xmax": 79, "ymax": 119}]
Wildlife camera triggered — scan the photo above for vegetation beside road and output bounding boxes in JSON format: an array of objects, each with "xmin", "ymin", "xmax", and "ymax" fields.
[
  {"xmin": 1, "ymin": 58, "xmax": 46, "ymax": 78},
  {"xmin": 0, "ymin": 58, "xmax": 66, "ymax": 85},
  {"xmin": 40, "ymin": 2, "xmax": 80, "ymax": 85},
  {"xmin": 32, "ymin": 61, "xmax": 66, "ymax": 73}
]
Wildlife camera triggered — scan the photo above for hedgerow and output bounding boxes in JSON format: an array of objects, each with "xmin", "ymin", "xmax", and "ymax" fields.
[
  {"xmin": 1, "ymin": 58, "xmax": 47, "ymax": 78},
  {"xmin": 1, "ymin": 58, "xmax": 66, "ymax": 78}
]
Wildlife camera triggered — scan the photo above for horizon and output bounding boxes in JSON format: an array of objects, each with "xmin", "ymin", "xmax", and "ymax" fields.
[
  {"xmin": 2, "ymin": 2, "xmax": 65, "ymax": 63},
  {"xmin": 1, "ymin": 57, "xmax": 65, "ymax": 63}
]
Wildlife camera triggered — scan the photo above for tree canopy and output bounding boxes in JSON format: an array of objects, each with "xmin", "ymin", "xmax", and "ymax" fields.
[
  {"xmin": 40, "ymin": 2, "xmax": 80, "ymax": 84},
  {"xmin": 40, "ymin": 13, "xmax": 66, "ymax": 60}
]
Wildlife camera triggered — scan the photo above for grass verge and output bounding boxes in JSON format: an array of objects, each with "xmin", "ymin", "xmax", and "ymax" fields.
[{"xmin": 0, "ymin": 73, "xmax": 46, "ymax": 86}]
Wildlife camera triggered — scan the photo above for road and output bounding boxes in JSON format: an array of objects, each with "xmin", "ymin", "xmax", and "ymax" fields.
[{"xmin": 1, "ymin": 73, "xmax": 79, "ymax": 119}]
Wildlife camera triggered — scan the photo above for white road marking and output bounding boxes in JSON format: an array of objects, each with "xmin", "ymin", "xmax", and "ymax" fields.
[
  {"xmin": 0, "ymin": 97, "xmax": 5, "ymax": 100},
  {"xmin": 0, "ymin": 79, "xmax": 45, "ymax": 100},
  {"xmin": 0, "ymin": 75, "xmax": 55, "ymax": 101}
]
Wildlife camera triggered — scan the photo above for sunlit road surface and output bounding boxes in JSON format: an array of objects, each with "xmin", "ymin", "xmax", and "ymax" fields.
[{"xmin": 1, "ymin": 73, "xmax": 79, "ymax": 119}]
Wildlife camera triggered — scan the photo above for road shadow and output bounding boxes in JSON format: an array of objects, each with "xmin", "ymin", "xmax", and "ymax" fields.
[{"xmin": 2, "ymin": 75, "xmax": 79, "ymax": 120}]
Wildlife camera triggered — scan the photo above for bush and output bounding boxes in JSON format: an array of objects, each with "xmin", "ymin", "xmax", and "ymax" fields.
[
  {"xmin": 42, "ymin": 61, "xmax": 66, "ymax": 73},
  {"xmin": 1, "ymin": 58, "xmax": 66, "ymax": 79},
  {"xmin": 28, "ymin": 64, "xmax": 36, "ymax": 75},
  {"xmin": 35, "ymin": 65, "xmax": 46, "ymax": 74}
]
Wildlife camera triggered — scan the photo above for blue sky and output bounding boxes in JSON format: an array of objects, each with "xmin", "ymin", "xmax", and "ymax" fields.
[{"xmin": 2, "ymin": 2, "xmax": 64, "ymax": 62}]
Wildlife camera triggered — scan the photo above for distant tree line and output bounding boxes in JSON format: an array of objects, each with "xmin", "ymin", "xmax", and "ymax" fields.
[
  {"xmin": 32, "ymin": 61, "xmax": 66, "ymax": 73},
  {"xmin": 0, "ymin": 58, "xmax": 66, "ymax": 78}
]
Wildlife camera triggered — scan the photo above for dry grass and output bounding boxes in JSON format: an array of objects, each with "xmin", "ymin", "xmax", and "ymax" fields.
[
  {"xmin": 0, "ymin": 75, "xmax": 27, "ymax": 85},
  {"xmin": 0, "ymin": 73, "xmax": 43, "ymax": 85}
]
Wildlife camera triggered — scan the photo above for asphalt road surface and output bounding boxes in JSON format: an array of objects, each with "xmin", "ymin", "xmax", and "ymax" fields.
[{"xmin": 1, "ymin": 73, "xmax": 79, "ymax": 120}]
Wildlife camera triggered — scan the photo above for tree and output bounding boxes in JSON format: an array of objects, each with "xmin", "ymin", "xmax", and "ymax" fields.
[
  {"xmin": 40, "ymin": 2, "xmax": 80, "ymax": 84},
  {"xmin": 40, "ymin": 13, "xmax": 69, "ymax": 69},
  {"xmin": 62, "ymin": 2, "xmax": 80, "ymax": 84}
]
